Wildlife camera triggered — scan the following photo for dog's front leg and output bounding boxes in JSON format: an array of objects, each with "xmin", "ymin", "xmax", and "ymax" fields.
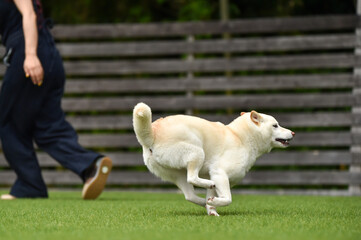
[
  {"xmin": 207, "ymin": 171, "xmax": 232, "ymax": 207},
  {"xmin": 206, "ymin": 188, "xmax": 219, "ymax": 216}
]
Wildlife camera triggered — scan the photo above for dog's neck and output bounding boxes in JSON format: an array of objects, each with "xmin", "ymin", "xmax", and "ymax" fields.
[{"xmin": 227, "ymin": 117, "xmax": 272, "ymax": 158}]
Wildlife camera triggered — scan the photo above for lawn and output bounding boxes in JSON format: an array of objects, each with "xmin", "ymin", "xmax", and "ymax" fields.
[{"xmin": 0, "ymin": 191, "xmax": 360, "ymax": 240}]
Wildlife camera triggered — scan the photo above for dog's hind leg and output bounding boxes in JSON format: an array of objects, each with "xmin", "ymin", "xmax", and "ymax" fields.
[
  {"xmin": 186, "ymin": 154, "xmax": 215, "ymax": 189},
  {"xmin": 207, "ymin": 170, "xmax": 232, "ymax": 207},
  {"xmin": 206, "ymin": 188, "xmax": 219, "ymax": 216},
  {"xmin": 175, "ymin": 176, "xmax": 206, "ymax": 206}
]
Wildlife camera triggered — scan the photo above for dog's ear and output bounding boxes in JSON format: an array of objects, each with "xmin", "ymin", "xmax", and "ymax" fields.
[
  {"xmin": 250, "ymin": 110, "xmax": 261, "ymax": 125},
  {"xmin": 240, "ymin": 112, "xmax": 246, "ymax": 116}
]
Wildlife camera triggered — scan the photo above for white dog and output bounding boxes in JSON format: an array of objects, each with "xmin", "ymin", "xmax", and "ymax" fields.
[{"xmin": 133, "ymin": 103, "xmax": 294, "ymax": 216}]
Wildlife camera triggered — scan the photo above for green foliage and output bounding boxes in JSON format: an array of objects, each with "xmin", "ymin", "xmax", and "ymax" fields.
[
  {"xmin": 42, "ymin": 0, "xmax": 356, "ymax": 24},
  {"xmin": 177, "ymin": 0, "xmax": 217, "ymax": 21},
  {"xmin": 1, "ymin": 191, "xmax": 360, "ymax": 240}
]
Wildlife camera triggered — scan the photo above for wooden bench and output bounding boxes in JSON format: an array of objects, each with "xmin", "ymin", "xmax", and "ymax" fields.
[{"xmin": 1, "ymin": 15, "xmax": 361, "ymax": 195}]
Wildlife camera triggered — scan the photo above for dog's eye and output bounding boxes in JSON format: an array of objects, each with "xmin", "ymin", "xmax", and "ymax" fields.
[{"xmin": 273, "ymin": 124, "xmax": 278, "ymax": 128}]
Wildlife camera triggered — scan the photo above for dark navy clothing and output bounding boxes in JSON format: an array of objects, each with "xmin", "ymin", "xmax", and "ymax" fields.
[
  {"xmin": 0, "ymin": 0, "xmax": 22, "ymax": 46},
  {"xmin": 0, "ymin": 0, "xmax": 101, "ymax": 198}
]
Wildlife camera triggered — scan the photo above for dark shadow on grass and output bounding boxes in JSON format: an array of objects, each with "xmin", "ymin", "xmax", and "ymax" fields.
[
  {"xmin": 173, "ymin": 210, "xmax": 210, "ymax": 216},
  {"xmin": 222, "ymin": 209, "xmax": 289, "ymax": 217},
  {"xmin": 174, "ymin": 210, "xmax": 247, "ymax": 217},
  {"xmin": 174, "ymin": 209, "xmax": 289, "ymax": 217}
]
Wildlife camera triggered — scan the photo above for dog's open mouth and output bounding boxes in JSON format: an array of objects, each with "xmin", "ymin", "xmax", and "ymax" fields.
[{"xmin": 275, "ymin": 138, "xmax": 292, "ymax": 146}]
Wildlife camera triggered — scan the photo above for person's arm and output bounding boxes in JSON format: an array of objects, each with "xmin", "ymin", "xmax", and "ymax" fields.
[{"xmin": 13, "ymin": 0, "xmax": 43, "ymax": 86}]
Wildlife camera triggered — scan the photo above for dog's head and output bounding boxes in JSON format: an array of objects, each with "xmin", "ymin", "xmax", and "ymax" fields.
[{"xmin": 241, "ymin": 111, "xmax": 295, "ymax": 149}]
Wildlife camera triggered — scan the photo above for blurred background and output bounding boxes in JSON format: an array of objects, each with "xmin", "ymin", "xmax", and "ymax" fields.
[{"xmin": 42, "ymin": 0, "xmax": 356, "ymax": 23}]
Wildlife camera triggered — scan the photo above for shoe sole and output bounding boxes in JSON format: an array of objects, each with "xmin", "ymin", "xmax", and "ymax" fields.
[{"xmin": 82, "ymin": 157, "xmax": 112, "ymax": 200}]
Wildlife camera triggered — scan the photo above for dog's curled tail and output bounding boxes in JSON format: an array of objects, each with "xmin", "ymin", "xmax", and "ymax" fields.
[{"xmin": 133, "ymin": 102, "xmax": 154, "ymax": 148}]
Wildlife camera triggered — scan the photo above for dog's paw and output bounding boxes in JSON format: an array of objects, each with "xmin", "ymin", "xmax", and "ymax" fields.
[
  {"xmin": 207, "ymin": 181, "xmax": 216, "ymax": 189},
  {"xmin": 209, "ymin": 212, "xmax": 220, "ymax": 217},
  {"xmin": 206, "ymin": 204, "xmax": 219, "ymax": 217},
  {"xmin": 207, "ymin": 197, "xmax": 215, "ymax": 204}
]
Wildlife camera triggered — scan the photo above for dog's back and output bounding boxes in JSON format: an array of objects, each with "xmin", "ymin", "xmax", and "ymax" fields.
[
  {"xmin": 152, "ymin": 114, "xmax": 227, "ymax": 145},
  {"xmin": 133, "ymin": 103, "xmax": 232, "ymax": 150}
]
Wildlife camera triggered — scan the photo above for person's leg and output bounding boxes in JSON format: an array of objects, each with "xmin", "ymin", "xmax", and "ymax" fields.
[
  {"xmin": 32, "ymin": 51, "xmax": 112, "ymax": 199},
  {"xmin": 0, "ymin": 41, "xmax": 48, "ymax": 198},
  {"xmin": 33, "ymin": 86, "xmax": 101, "ymax": 181},
  {"xmin": 0, "ymin": 122, "xmax": 48, "ymax": 198},
  {"xmin": 33, "ymin": 47, "xmax": 102, "ymax": 182}
]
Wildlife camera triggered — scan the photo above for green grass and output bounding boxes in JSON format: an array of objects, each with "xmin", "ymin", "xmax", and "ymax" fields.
[{"xmin": 0, "ymin": 191, "xmax": 360, "ymax": 240}]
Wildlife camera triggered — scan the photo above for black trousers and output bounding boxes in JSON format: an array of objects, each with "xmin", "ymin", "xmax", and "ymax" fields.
[{"xmin": 0, "ymin": 29, "xmax": 100, "ymax": 198}]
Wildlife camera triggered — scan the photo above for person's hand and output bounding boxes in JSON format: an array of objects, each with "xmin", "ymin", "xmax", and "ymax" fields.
[{"xmin": 24, "ymin": 54, "xmax": 44, "ymax": 86}]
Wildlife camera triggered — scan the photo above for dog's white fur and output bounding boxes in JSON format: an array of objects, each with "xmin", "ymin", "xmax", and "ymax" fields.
[{"xmin": 133, "ymin": 102, "xmax": 294, "ymax": 216}]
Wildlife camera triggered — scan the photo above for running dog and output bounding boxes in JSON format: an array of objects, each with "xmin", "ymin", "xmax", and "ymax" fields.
[{"xmin": 133, "ymin": 103, "xmax": 294, "ymax": 216}]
